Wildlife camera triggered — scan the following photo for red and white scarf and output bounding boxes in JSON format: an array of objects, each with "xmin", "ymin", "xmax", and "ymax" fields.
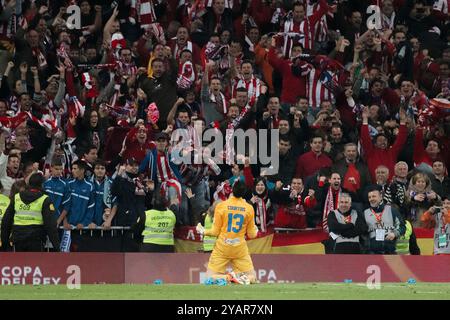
[
  {"xmin": 156, "ymin": 151, "xmax": 182, "ymax": 204},
  {"xmin": 32, "ymin": 47, "xmax": 48, "ymax": 69},
  {"xmin": 225, "ymin": 104, "xmax": 251, "ymax": 164},
  {"xmin": 130, "ymin": 0, "xmax": 158, "ymax": 29},
  {"xmin": 232, "ymin": 75, "xmax": 261, "ymax": 106},
  {"xmin": 174, "ymin": 40, "xmax": 193, "ymax": 60},
  {"xmin": 322, "ymin": 187, "xmax": 341, "ymax": 232},
  {"xmin": 156, "ymin": 151, "xmax": 176, "ymax": 182},
  {"xmin": 255, "ymin": 196, "xmax": 270, "ymax": 233},
  {"xmin": 177, "ymin": 60, "xmax": 196, "ymax": 90}
]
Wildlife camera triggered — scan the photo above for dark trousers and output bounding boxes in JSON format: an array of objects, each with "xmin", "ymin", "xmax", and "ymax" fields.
[
  {"xmin": 140, "ymin": 243, "xmax": 175, "ymax": 253},
  {"xmin": 333, "ymin": 242, "xmax": 361, "ymax": 254},
  {"xmin": 14, "ymin": 239, "xmax": 44, "ymax": 252}
]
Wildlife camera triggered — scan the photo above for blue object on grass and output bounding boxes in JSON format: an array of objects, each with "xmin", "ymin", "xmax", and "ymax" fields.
[
  {"xmin": 153, "ymin": 279, "xmax": 163, "ymax": 285},
  {"xmin": 344, "ymin": 279, "xmax": 353, "ymax": 283},
  {"xmin": 204, "ymin": 278, "xmax": 215, "ymax": 285},
  {"xmin": 215, "ymin": 278, "xmax": 227, "ymax": 286},
  {"xmin": 407, "ymin": 278, "xmax": 416, "ymax": 284}
]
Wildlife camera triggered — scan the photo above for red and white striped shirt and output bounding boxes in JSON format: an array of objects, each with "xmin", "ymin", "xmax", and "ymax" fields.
[
  {"xmin": 307, "ymin": 67, "xmax": 336, "ymax": 109},
  {"xmin": 307, "ymin": 0, "xmax": 329, "ymax": 44},
  {"xmin": 282, "ymin": 0, "xmax": 329, "ymax": 51},
  {"xmin": 232, "ymin": 75, "xmax": 261, "ymax": 106}
]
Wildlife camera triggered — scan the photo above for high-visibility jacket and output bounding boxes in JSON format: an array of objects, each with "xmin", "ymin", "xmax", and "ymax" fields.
[
  {"xmin": 203, "ymin": 214, "xmax": 216, "ymax": 252},
  {"xmin": 142, "ymin": 209, "xmax": 176, "ymax": 245},
  {"xmin": 396, "ymin": 220, "xmax": 413, "ymax": 255},
  {"xmin": 0, "ymin": 193, "xmax": 10, "ymax": 243},
  {"xmin": 0, "ymin": 193, "xmax": 10, "ymax": 223},
  {"xmin": 13, "ymin": 194, "xmax": 48, "ymax": 226}
]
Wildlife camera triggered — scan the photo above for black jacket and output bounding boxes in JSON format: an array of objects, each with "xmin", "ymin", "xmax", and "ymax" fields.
[
  {"xmin": 431, "ymin": 175, "xmax": 450, "ymax": 199},
  {"xmin": 110, "ymin": 173, "xmax": 148, "ymax": 231},
  {"xmin": 202, "ymin": 8, "xmax": 234, "ymax": 37},
  {"xmin": 327, "ymin": 209, "xmax": 368, "ymax": 239},
  {"xmin": 138, "ymin": 59, "xmax": 178, "ymax": 128},
  {"xmin": 1, "ymin": 190, "xmax": 60, "ymax": 251},
  {"xmin": 266, "ymin": 150, "xmax": 297, "ymax": 185}
]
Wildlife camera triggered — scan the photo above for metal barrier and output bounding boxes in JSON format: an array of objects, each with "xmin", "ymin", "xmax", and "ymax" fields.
[
  {"xmin": 56, "ymin": 226, "xmax": 135, "ymax": 252},
  {"xmin": 58, "ymin": 226, "xmax": 131, "ymax": 237},
  {"xmin": 274, "ymin": 227, "xmax": 322, "ymax": 234}
]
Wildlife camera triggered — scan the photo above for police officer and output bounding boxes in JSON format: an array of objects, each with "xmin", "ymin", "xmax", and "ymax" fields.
[
  {"xmin": 1, "ymin": 173, "xmax": 60, "ymax": 252},
  {"xmin": 140, "ymin": 192, "xmax": 176, "ymax": 253}
]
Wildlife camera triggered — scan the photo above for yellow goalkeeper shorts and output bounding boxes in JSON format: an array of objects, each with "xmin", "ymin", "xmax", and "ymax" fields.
[{"xmin": 207, "ymin": 249, "xmax": 254, "ymax": 274}]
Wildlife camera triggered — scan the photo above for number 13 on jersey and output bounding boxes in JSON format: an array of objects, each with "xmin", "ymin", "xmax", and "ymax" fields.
[{"xmin": 227, "ymin": 213, "xmax": 244, "ymax": 233}]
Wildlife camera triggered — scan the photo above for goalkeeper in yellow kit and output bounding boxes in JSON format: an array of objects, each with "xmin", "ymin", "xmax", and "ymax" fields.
[{"xmin": 197, "ymin": 181, "xmax": 258, "ymax": 285}]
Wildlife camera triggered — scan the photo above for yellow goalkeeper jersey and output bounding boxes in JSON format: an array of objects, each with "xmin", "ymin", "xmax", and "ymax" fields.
[{"xmin": 204, "ymin": 196, "xmax": 257, "ymax": 254}]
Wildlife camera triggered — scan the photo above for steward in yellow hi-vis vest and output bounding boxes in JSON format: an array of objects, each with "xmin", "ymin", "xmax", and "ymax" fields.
[
  {"xmin": 201, "ymin": 201, "xmax": 221, "ymax": 253},
  {"xmin": 140, "ymin": 193, "xmax": 176, "ymax": 253},
  {"xmin": 197, "ymin": 181, "xmax": 258, "ymax": 284},
  {"xmin": 203, "ymin": 213, "xmax": 216, "ymax": 252},
  {"xmin": 0, "ymin": 173, "xmax": 60, "ymax": 252},
  {"xmin": 0, "ymin": 191, "xmax": 10, "ymax": 246}
]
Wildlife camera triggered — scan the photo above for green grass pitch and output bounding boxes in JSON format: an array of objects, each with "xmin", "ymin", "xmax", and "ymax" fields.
[{"xmin": 0, "ymin": 283, "xmax": 450, "ymax": 299}]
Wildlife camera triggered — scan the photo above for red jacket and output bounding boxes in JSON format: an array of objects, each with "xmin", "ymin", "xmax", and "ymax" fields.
[
  {"xmin": 268, "ymin": 47, "xmax": 311, "ymax": 104},
  {"xmin": 360, "ymin": 123, "xmax": 408, "ymax": 182},
  {"xmin": 295, "ymin": 151, "xmax": 332, "ymax": 179},
  {"xmin": 123, "ymin": 140, "xmax": 155, "ymax": 164},
  {"xmin": 413, "ymin": 127, "xmax": 443, "ymax": 168}
]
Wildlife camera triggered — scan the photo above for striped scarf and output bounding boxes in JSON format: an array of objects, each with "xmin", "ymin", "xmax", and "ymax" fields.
[
  {"xmin": 323, "ymin": 187, "xmax": 341, "ymax": 232},
  {"xmin": 254, "ymin": 195, "xmax": 271, "ymax": 233},
  {"xmin": 130, "ymin": 0, "xmax": 158, "ymax": 29},
  {"xmin": 174, "ymin": 41, "xmax": 193, "ymax": 60},
  {"xmin": 225, "ymin": 104, "xmax": 251, "ymax": 164},
  {"xmin": 177, "ymin": 60, "xmax": 196, "ymax": 90}
]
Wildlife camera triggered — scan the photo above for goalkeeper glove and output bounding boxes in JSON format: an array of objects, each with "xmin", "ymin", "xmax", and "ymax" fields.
[{"xmin": 196, "ymin": 223, "xmax": 205, "ymax": 235}]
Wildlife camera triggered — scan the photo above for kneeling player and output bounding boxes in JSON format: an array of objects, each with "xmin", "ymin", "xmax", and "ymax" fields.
[{"xmin": 197, "ymin": 181, "xmax": 258, "ymax": 284}]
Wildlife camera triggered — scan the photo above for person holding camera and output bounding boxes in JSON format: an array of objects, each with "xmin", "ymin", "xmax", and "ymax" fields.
[
  {"xmin": 421, "ymin": 196, "xmax": 450, "ymax": 255},
  {"xmin": 406, "ymin": 172, "xmax": 441, "ymax": 227}
]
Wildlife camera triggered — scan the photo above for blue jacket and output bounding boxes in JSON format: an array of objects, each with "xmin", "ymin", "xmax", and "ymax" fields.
[
  {"xmin": 89, "ymin": 176, "xmax": 115, "ymax": 226},
  {"xmin": 64, "ymin": 178, "xmax": 95, "ymax": 226},
  {"xmin": 139, "ymin": 148, "xmax": 181, "ymax": 182},
  {"xmin": 44, "ymin": 177, "xmax": 70, "ymax": 217}
]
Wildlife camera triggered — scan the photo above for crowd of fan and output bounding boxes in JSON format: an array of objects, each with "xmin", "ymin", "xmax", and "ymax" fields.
[{"xmin": 0, "ymin": 0, "xmax": 448, "ymax": 253}]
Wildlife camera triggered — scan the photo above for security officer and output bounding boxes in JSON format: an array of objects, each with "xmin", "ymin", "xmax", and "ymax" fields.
[
  {"xmin": 202, "ymin": 201, "xmax": 220, "ymax": 253},
  {"xmin": 140, "ymin": 192, "xmax": 176, "ymax": 253},
  {"xmin": 0, "ymin": 181, "xmax": 10, "ymax": 246},
  {"xmin": 1, "ymin": 173, "xmax": 60, "ymax": 252}
]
